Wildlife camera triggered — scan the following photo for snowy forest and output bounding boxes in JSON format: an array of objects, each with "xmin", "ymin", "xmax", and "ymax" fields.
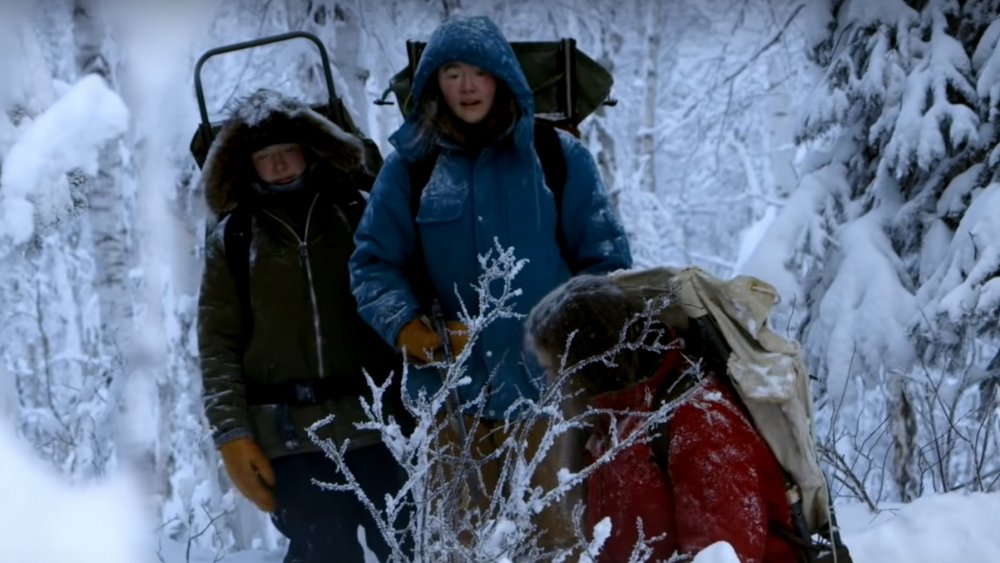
[{"xmin": 2, "ymin": 0, "xmax": 1000, "ymax": 561}]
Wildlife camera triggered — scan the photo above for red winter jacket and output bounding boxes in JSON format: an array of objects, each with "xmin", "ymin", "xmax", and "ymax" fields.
[{"xmin": 584, "ymin": 348, "xmax": 801, "ymax": 563}]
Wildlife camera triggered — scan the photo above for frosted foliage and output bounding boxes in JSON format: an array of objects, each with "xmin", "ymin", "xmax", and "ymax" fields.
[
  {"xmin": 918, "ymin": 184, "xmax": 1000, "ymax": 321},
  {"xmin": 800, "ymin": 5, "xmax": 919, "ymax": 144},
  {"xmin": 0, "ymin": 74, "xmax": 128, "ymax": 245},
  {"xmin": 883, "ymin": 11, "xmax": 978, "ymax": 176},
  {"xmin": 740, "ymin": 164, "xmax": 845, "ymax": 309},
  {"xmin": 806, "ymin": 215, "xmax": 918, "ymax": 399},
  {"xmin": 973, "ymin": 19, "xmax": 1000, "ymax": 120},
  {"xmin": 626, "ymin": 0, "xmax": 814, "ymax": 274},
  {"xmin": 936, "ymin": 164, "xmax": 982, "ymax": 218},
  {"xmin": 744, "ymin": 0, "xmax": 1000, "ymax": 508},
  {"xmin": 840, "ymin": 0, "xmax": 918, "ymax": 27}
]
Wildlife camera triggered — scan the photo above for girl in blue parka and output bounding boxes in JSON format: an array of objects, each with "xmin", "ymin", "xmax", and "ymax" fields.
[{"xmin": 349, "ymin": 14, "xmax": 632, "ymax": 550}]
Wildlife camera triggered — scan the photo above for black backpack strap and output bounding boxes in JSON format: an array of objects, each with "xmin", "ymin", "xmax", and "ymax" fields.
[
  {"xmin": 533, "ymin": 122, "xmax": 567, "ymax": 204},
  {"xmin": 407, "ymin": 147, "xmax": 441, "ymax": 219},
  {"xmin": 532, "ymin": 121, "xmax": 571, "ymax": 264},
  {"xmin": 326, "ymin": 170, "xmax": 369, "ymax": 231},
  {"xmin": 222, "ymin": 205, "xmax": 254, "ymax": 339},
  {"xmin": 405, "ymin": 147, "xmax": 441, "ymax": 311},
  {"xmin": 648, "ymin": 364, "xmax": 701, "ymax": 475}
]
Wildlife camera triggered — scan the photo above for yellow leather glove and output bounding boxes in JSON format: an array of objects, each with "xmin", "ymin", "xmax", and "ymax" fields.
[
  {"xmin": 219, "ymin": 437, "xmax": 276, "ymax": 512},
  {"xmin": 397, "ymin": 318, "xmax": 440, "ymax": 363},
  {"xmin": 445, "ymin": 321, "xmax": 469, "ymax": 357},
  {"xmin": 397, "ymin": 318, "xmax": 469, "ymax": 363}
]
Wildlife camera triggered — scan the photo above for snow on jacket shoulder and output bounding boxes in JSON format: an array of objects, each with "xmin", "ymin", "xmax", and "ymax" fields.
[
  {"xmin": 349, "ymin": 16, "xmax": 632, "ymax": 418},
  {"xmin": 668, "ymin": 379, "xmax": 800, "ymax": 563}
]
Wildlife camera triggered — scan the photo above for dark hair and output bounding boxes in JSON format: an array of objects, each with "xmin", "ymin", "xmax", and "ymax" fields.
[{"xmin": 526, "ymin": 275, "xmax": 667, "ymax": 396}]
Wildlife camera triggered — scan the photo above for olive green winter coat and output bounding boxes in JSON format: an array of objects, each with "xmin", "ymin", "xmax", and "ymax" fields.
[{"xmin": 197, "ymin": 91, "xmax": 401, "ymax": 459}]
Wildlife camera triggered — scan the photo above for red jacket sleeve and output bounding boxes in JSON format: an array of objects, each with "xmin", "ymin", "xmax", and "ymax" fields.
[{"xmin": 668, "ymin": 389, "xmax": 770, "ymax": 563}]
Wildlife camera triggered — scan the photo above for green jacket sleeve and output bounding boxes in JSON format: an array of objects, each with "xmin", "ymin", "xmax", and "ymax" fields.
[{"xmin": 197, "ymin": 219, "xmax": 252, "ymax": 447}]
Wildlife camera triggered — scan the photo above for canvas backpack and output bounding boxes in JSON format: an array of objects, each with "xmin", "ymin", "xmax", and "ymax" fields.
[{"xmin": 606, "ymin": 267, "xmax": 851, "ymax": 562}]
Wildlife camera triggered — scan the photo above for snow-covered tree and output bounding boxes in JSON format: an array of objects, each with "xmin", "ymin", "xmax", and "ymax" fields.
[{"xmin": 743, "ymin": 0, "xmax": 1000, "ymax": 503}]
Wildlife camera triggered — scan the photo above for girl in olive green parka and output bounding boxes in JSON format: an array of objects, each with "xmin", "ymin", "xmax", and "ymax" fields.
[{"xmin": 197, "ymin": 89, "xmax": 406, "ymax": 563}]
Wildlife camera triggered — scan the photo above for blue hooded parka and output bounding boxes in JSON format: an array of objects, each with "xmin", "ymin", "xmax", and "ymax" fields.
[{"xmin": 349, "ymin": 16, "xmax": 632, "ymax": 419}]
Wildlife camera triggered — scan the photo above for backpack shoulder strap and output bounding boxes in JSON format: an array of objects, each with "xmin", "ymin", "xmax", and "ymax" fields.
[
  {"xmin": 533, "ymin": 120, "xmax": 567, "ymax": 204},
  {"xmin": 648, "ymin": 354, "xmax": 702, "ymax": 475},
  {"xmin": 407, "ymin": 147, "xmax": 441, "ymax": 218},
  {"xmin": 320, "ymin": 166, "xmax": 368, "ymax": 231},
  {"xmin": 405, "ymin": 147, "xmax": 442, "ymax": 311},
  {"xmin": 222, "ymin": 205, "xmax": 254, "ymax": 338},
  {"xmin": 533, "ymin": 121, "xmax": 571, "ymax": 264}
]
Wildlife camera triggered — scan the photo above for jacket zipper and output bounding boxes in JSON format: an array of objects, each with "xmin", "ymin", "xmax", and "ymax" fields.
[{"xmin": 260, "ymin": 194, "xmax": 327, "ymax": 379}]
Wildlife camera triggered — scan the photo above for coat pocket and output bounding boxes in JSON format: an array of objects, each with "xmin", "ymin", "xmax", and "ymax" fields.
[{"xmin": 414, "ymin": 165, "xmax": 469, "ymax": 224}]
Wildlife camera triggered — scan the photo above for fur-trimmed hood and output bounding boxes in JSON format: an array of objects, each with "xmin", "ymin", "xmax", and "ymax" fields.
[
  {"xmin": 201, "ymin": 89, "xmax": 368, "ymax": 216},
  {"xmin": 525, "ymin": 274, "xmax": 670, "ymax": 395}
]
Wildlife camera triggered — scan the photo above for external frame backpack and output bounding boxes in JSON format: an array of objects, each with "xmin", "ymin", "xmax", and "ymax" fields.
[
  {"xmin": 378, "ymin": 39, "xmax": 616, "ymax": 132},
  {"xmin": 188, "ymin": 32, "xmax": 383, "ymax": 338},
  {"xmin": 609, "ymin": 267, "xmax": 852, "ymax": 563},
  {"xmin": 190, "ymin": 31, "xmax": 383, "ymax": 173}
]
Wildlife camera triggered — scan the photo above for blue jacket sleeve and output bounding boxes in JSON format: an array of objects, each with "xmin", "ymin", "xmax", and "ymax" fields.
[
  {"xmin": 349, "ymin": 152, "xmax": 423, "ymax": 348},
  {"xmin": 557, "ymin": 132, "xmax": 633, "ymax": 274}
]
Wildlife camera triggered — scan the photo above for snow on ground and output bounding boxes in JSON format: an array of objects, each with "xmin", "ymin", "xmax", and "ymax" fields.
[
  {"xmin": 0, "ymin": 424, "xmax": 147, "ymax": 563},
  {"xmin": 184, "ymin": 496, "xmax": 1000, "ymax": 563},
  {"xmin": 836, "ymin": 493, "xmax": 1000, "ymax": 562}
]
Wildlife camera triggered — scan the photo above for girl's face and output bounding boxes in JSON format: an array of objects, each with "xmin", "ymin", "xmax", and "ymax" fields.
[
  {"xmin": 251, "ymin": 142, "xmax": 306, "ymax": 184},
  {"xmin": 436, "ymin": 62, "xmax": 498, "ymax": 125}
]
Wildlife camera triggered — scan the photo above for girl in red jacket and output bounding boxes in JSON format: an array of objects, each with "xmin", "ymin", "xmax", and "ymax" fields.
[{"xmin": 525, "ymin": 274, "xmax": 802, "ymax": 563}]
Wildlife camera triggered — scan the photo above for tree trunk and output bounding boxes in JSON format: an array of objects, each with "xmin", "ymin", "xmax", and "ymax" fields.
[
  {"xmin": 442, "ymin": 0, "xmax": 462, "ymax": 19},
  {"xmin": 591, "ymin": 6, "xmax": 622, "ymax": 196},
  {"xmin": 331, "ymin": 3, "xmax": 370, "ymax": 130},
  {"xmin": 72, "ymin": 0, "xmax": 140, "ymax": 488},
  {"xmin": 889, "ymin": 371, "xmax": 920, "ymax": 502},
  {"xmin": 638, "ymin": 0, "xmax": 661, "ymax": 194},
  {"xmin": 73, "ymin": 0, "xmax": 133, "ymax": 354}
]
